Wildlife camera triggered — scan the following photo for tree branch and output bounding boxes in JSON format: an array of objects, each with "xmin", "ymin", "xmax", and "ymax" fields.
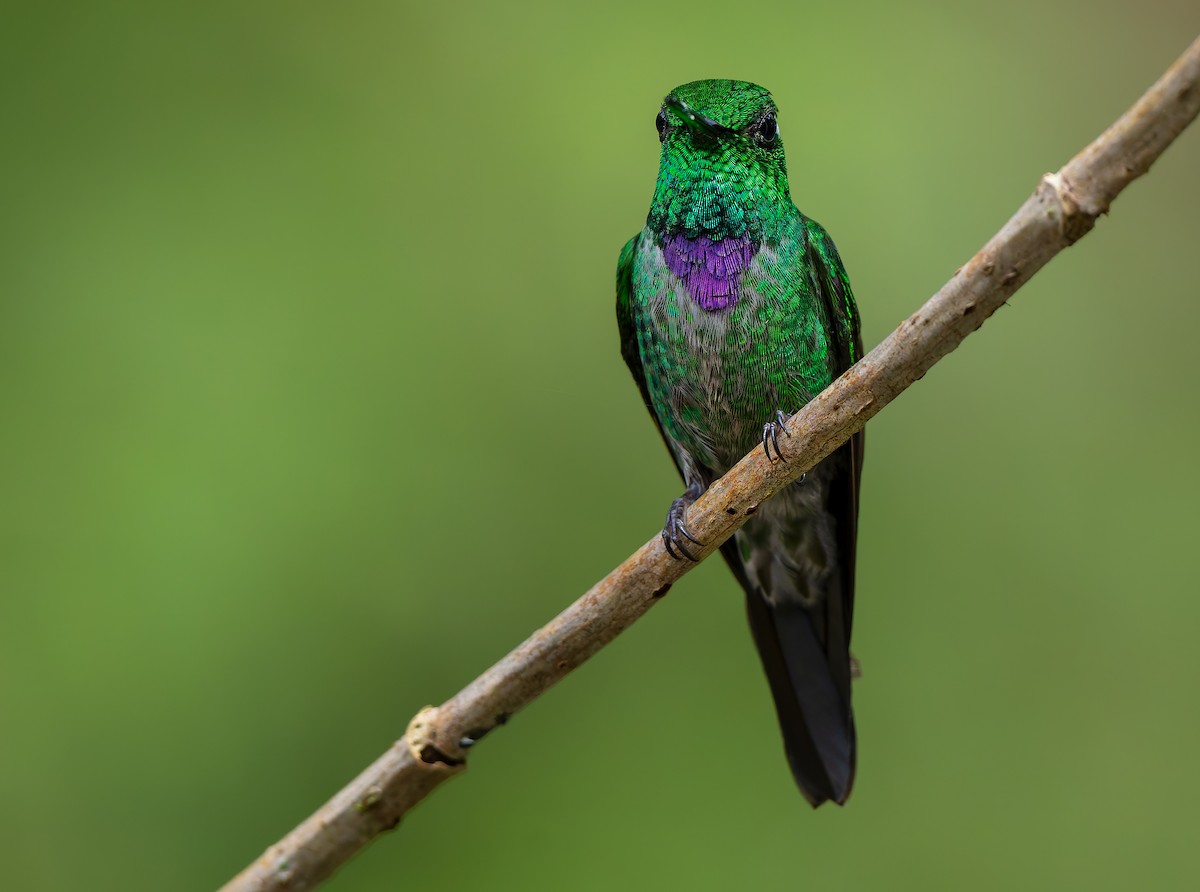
[{"xmin": 221, "ymin": 35, "xmax": 1200, "ymax": 892}]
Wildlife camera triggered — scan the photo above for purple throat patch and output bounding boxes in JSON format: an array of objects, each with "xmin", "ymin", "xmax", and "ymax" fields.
[{"xmin": 662, "ymin": 232, "xmax": 758, "ymax": 311}]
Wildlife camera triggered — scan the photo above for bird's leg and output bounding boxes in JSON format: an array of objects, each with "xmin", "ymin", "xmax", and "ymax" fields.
[
  {"xmin": 762, "ymin": 409, "xmax": 792, "ymax": 463},
  {"xmin": 763, "ymin": 410, "xmax": 808, "ymax": 483},
  {"xmin": 662, "ymin": 480, "xmax": 705, "ymax": 561}
]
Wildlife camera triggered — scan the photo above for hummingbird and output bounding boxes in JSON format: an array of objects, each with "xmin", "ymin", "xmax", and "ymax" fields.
[{"xmin": 615, "ymin": 80, "xmax": 864, "ymax": 806}]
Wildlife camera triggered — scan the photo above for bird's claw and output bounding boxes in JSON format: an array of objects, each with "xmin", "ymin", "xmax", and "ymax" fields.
[
  {"xmin": 762, "ymin": 409, "xmax": 792, "ymax": 463},
  {"xmin": 662, "ymin": 483, "xmax": 704, "ymax": 561}
]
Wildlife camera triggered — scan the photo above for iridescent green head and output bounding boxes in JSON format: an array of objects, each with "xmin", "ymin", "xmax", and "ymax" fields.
[{"xmin": 647, "ymin": 79, "xmax": 792, "ymax": 242}]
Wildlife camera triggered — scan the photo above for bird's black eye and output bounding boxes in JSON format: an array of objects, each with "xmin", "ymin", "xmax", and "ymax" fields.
[
  {"xmin": 655, "ymin": 110, "xmax": 668, "ymax": 142},
  {"xmin": 751, "ymin": 111, "xmax": 779, "ymax": 147}
]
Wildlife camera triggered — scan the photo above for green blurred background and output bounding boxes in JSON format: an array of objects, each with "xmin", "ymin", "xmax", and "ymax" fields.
[{"xmin": 3, "ymin": 1, "xmax": 1199, "ymax": 889}]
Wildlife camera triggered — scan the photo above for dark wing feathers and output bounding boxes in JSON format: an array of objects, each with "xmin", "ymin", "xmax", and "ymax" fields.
[
  {"xmin": 805, "ymin": 219, "xmax": 863, "ymax": 368},
  {"xmin": 806, "ymin": 217, "xmax": 864, "ymax": 645},
  {"xmin": 617, "ymin": 233, "xmax": 691, "ymax": 481},
  {"xmin": 616, "ymin": 234, "xmax": 652, "ymax": 413}
]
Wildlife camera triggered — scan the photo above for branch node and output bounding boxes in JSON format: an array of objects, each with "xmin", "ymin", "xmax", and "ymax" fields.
[
  {"xmin": 405, "ymin": 706, "xmax": 466, "ymax": 770},
  {"xmin": 1041, "ymin": 170, "xmax": 1097, "ymax": 244}
]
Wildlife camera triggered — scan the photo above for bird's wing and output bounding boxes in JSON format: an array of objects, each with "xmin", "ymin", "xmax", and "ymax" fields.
[
  {"xmin": 804, "ymin": 218, "xmax": 863, "ymax": 369},
  {"xmin": 805, "ymin": 217, "xmax": 865, "ymax": 641},
  {"xmin": 616, "ymin": 233, "xmax": 691, "ymax": 482},
  {"xmin": 615, "ymin": 234, "xmax": 652, "ymax": 413}
]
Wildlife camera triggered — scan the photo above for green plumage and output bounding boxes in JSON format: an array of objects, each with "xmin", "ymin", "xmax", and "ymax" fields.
[
  {"xmin": 624, "ymin": 217, "xmax": 848, "ymax": 469},
  {"xmin": 616, "ymin": 80, "xmax": 865, "ymax": 806}
]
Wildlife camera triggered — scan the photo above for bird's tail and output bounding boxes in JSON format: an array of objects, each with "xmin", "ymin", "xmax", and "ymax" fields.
[
  {"xmin": 743, "ymin": 588, "xmax": 856, "ymax": 806},
  {"xmin": 719, "ymin": 437, "xmax": 862, "ymax": 805}
]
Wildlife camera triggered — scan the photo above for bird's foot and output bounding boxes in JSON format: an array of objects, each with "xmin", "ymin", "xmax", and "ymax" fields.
[
  {"xmin": 762, "ymin": 410, "xmax": 792, "ymax": 463},
  {"xmin": 662, "ymin": 481, "xmax": 705, "ymax": 561}
]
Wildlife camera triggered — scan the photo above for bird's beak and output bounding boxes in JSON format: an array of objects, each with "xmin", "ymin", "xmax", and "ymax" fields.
[{"xmin": 665, "ymin": 95, "xmax": 733, "ymax": 139}]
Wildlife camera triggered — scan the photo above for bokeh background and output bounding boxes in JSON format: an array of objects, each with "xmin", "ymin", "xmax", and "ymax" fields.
[{"xmin": 3, "ymin": 1, "xmax": 1199, "ymax": 889}]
